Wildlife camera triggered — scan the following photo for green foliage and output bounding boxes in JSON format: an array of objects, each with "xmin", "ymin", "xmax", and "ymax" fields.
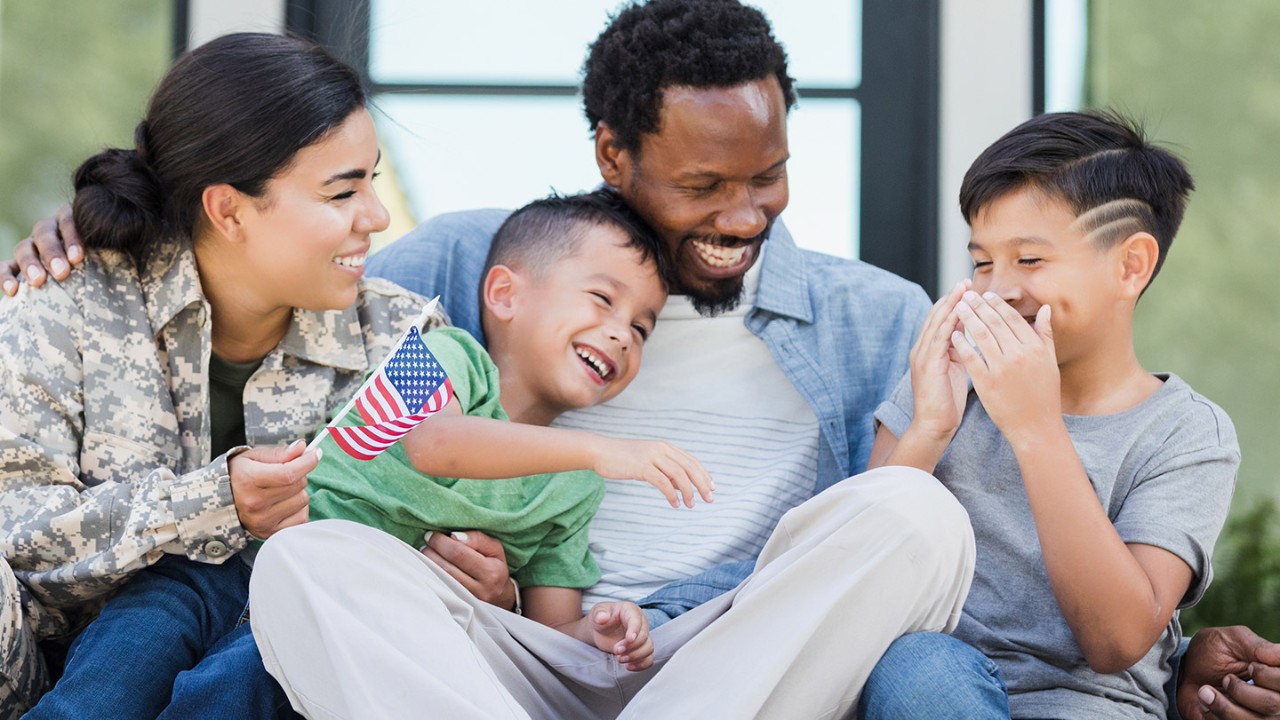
[
  {"xmin": 0, "ymin": 0, "xmax": 170, "ymax": 256},
  {"xmin": 1182, "ymin": 497, "xmax": 1280, "ymax": 640}
]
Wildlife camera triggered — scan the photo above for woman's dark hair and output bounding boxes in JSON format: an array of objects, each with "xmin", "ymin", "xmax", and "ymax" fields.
[
  {"xmin": 71, "ymin": 32, "xmax": 366, "ymax": 258},
  {"xmin": 581, "ymin": 0, "xmax": 797, "ymax": 155}
]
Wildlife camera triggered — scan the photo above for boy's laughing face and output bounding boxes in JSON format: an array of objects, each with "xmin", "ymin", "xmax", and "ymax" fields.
[
  {"xmin": 966, "ymin": 187, "xmax": 1144, "ymax": 369},
  {"xmin": 498, "ymin": 224, "xmax": 667, "ymax": 422}
]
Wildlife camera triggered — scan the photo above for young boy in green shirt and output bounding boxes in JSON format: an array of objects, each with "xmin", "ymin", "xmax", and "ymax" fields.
[
  {"xmin": 305, "ymin": 188, "xmax": 712, "ymax": 670},
  {"xmin": 861, "ymin": 110, "xmax": 1238, "ymax": 718}
]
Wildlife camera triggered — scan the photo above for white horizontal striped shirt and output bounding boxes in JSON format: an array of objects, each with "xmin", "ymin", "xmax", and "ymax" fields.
[{"xmin": 555, "ymin": 260, "xmax": 820, "ymax": 608}]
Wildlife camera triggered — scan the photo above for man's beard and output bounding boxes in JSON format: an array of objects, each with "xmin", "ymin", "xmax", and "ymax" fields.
[
  {"xmin": 677, "ymin": 221, "xmax": 771, "ymax": 317},
  {"xmin": 688, "ymin": 278, "xmax": 746, "ymax": 317}
]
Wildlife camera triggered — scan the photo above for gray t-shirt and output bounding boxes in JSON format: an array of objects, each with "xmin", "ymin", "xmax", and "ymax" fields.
[{"xmin": 875, "ymin": 372, "xmax": 1239, "ymax": 719}]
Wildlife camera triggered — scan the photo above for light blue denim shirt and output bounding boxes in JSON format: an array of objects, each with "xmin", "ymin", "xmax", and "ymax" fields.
[{"xmin": 367, "ymin": 209, "xmax": 929, "ymax": 624}]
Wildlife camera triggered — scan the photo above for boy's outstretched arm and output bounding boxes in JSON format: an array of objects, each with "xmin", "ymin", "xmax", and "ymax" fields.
[
  {"xmin": 952, "ymin": 291, "xmax": 1192, "ymax": 674},
  {"xmin": 868, "ymin": 280, "xmax": 971, "ymax": 473},
  {"xmin": 522, "ymin": 586, "xmax": 654, "ymax": 671},
  {"xmin": 401, "ymin": 406, "xmax": 714, "ymax": 508}
]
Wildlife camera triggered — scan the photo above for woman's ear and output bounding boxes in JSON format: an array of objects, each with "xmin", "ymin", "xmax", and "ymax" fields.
[
  {"xmin": 482, "ymin": 264, "xmax": 521, "ymax": 321},
  {"xmin": 1118, "ymin": 231, "xmax": 1159, "ymax": 299},
  {"xmin": 200, "ymin": 184, "xmax": 246, "ymax": 242}
]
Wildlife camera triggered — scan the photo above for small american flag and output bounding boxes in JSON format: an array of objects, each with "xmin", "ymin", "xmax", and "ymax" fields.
[{"xmin": 327, "ymin": 320, "xmax": 454, "ymax": 461}]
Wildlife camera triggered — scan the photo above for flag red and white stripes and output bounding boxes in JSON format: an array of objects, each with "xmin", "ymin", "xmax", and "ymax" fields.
[{"xmin": 326, "ymin": 321, "xmax": 454, "ymax": 461}]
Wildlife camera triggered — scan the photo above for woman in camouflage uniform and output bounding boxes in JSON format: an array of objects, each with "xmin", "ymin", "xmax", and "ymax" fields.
[{"xmin": 0, "ymin": 33, "xmax": 440, "ymax": 718}]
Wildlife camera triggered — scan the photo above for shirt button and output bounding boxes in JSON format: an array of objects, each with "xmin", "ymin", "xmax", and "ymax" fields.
[{"xmin": 204, "ymin": 540, "xmax": 229, "ymax": 558}]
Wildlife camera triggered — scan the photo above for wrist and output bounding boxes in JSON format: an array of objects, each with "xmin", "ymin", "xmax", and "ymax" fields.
[
  {"xmin": 508, "ymin": 577, "xmax": 522, "ymax": 615},
  {"xmin": 1003, "ymin": 415, "xmax": 1069, "ymax": 455}
]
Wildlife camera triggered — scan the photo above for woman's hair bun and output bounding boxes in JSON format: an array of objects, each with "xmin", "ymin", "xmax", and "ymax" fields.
[{"xmin": 71, "ymin": 146, "xmax": 163, "ymax": 255}]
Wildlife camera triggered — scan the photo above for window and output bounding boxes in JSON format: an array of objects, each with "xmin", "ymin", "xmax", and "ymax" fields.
[{"xmin": 290, "ymin": 0, "xmax": 942, "ymax": 292}]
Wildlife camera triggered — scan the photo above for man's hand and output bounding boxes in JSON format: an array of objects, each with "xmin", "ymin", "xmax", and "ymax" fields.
[
  {"xmin": 951, "ymin": 291, "xmax": 1060, "ymax": 441},
  {"xmin": 587, "ymin": 601, "xmax": 653, "ymax": 671},
  {"xmin": 590, "ymin": 437, "xmax": 714, "ymax": 508},
  {"xmin": 421, "ymin": 530, "xmax": 515, "ymax": 610},
  {"xmin": 1179, "ymin": 626, "xmax": 1280, "ymax": 719},
  {"xmin": 3, "ymin": 205, "xmax": 84, "ymax": 296},
  {"xmin": 228, "ymin": 440, "xmax": 316, "ymax": 539}
]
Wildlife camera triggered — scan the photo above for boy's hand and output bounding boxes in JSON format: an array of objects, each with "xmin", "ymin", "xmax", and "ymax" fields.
[
  {"xmin": 587, "ymin": 601, "xmax": 653, "ymax": 671},
  {"xmin": 3, "ymin": 204, "xmax": 84, "ymax": 296},
  {"xmin": 907, "ymin": 279, "xmax": 972, "ymax": 443},
  {"xmin": 591, "ymin": 438, "xmax": 714, "ymax": 508},
  {"xmin": 951, "ymin": 291, "xmax": 1061, "ymax": 441}
]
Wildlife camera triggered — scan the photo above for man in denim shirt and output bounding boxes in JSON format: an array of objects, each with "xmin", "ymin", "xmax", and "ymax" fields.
[{"xmin": 246, "ymin": 1, "xmax": 975, "ymax": 717}]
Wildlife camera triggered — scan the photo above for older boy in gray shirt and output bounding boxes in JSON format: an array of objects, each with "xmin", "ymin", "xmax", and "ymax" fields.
[{"xmin": 861, "ymin": 110, "xmax": 1239, "ymax": 719}]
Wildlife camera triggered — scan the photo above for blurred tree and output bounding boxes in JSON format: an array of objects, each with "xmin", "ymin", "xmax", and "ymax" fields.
[{"xmin": 0, "ymin": 0, "xmax": 170, "ymax": 256}]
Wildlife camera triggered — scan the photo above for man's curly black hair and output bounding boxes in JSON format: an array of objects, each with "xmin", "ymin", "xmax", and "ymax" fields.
[{"xmin": 582, "ymin": 0, "xmax": 797, "ymax": 154}]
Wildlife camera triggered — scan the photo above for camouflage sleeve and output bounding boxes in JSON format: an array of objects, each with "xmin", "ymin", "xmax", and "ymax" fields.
[
  {"xmin": 1, "ymin": 556, "xmax": 46, "ymax": 716},
  {"xmin": 0, "ymin": 282, "xmax": 246, "ymax": 611}
]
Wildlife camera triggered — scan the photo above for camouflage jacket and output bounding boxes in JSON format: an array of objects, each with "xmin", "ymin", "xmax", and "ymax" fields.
[{"xmin": 0, "ymin": 241, "xmax": 440, "ymax": 715}]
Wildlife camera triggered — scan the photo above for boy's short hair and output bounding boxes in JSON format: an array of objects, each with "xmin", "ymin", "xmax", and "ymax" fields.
[
  {"xmin": 959, "ymin": 110, "xmax": 1194, "ymax": 287},
  {"xmin": 481, "ymin": 188, "xmax": 668, "ymax": 287}
]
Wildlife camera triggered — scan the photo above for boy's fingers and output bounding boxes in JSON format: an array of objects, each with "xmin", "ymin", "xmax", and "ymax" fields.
[
  {"xmin": 954, "ymin": 302, "xmax": 1001, "ymax": 358},
  {"xmin": 962, "ymin": 292, "xmax": 1017, "ymax": 348},
  {"xmin": 648, "ymin": 473, "xmax": 679, "ymax": 507},
  {"xmin": 950, "ymin": 330, "xmax": 988, "ymax": 378},
  {"xmin": 1034, "ymin": 304, "xmax": 1054, "ymax": 341},
  {"xmin": 982, "ymin": 292, "xmax": 1040, "ymax": 344},
  {"xmin": 919, "ymin": 282, "xmax": 966, "ymax": 352},
  {"xmin": 660, "ymin": 461, "xmax": 695, "ymax": 507}
]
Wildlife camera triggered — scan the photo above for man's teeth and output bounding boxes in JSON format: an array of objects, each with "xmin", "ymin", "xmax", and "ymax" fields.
[
  {"xmin": 576, "ymin": 347, "xmax": 611, "ymax": 380},
  {"xmin": 334, "ymin": 254, "xmax": 366, "ymax": 268},
  {"xmin": 691, "ymin": 239, "xmax": 747, "ymax": 268}
]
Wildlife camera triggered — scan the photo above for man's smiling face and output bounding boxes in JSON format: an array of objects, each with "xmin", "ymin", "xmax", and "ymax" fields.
[{"xmin": 598, "ymin": 76, "xmax": 790, "ymax": 316}]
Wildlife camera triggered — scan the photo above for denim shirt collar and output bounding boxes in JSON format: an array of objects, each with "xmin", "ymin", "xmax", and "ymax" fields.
[{"xmin": 751, "ymin": 220, "xmax": 814, "ymax": 325}]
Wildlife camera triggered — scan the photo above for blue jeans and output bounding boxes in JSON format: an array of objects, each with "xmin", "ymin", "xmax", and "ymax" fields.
[
  {"xmin": 857, "ymin": 632, "xmax": 1010, "ymax": 720},
  {"xmin": 25, "ymin": 555, "xmax": 296, "ymax": 719}
]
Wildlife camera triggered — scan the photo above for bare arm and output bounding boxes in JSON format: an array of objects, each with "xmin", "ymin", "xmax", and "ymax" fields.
[
  {"xmin": 523, "ymin": 586, "xmax": 653, "ymax": 671},
  {"xmin": 401, "ymin": 406, "xmax": 713, "ymax": 508}
]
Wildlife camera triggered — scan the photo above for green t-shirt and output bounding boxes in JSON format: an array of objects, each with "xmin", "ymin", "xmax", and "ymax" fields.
[{"xmin": 307, "ymin": 326, "xmax": 604, "ymax": 590}]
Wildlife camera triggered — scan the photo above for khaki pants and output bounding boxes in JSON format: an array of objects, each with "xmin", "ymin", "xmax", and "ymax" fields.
[{"xmin": 250, "ymin": 466, "xmax": 975, "ymax": 720}]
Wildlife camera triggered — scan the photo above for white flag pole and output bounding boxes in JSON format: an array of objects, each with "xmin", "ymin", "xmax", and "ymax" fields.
[{"xmin": 306, "ymin": 296, "xmax": 440, "ymax": 452}]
